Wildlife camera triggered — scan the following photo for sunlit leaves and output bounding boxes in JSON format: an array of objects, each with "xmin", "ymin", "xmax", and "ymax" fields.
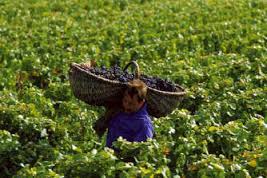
[{"xmin": 0, "ymin": 0, "xmax": 266, "ymax": 177}]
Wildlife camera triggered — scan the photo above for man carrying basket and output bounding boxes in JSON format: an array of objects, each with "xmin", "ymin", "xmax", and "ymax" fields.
[
  {"xmin": 94, "ymin": 79, "xmax": 154, "ymax": 148},
  {"xmin": 69, "ymin": 60, "xmax": 185, "ymax": 149}
]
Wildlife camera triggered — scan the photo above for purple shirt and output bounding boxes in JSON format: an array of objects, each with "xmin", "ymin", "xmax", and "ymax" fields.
[{"xmin": 106, "ymin": 103, "xmax": 153, "ymax": 148}]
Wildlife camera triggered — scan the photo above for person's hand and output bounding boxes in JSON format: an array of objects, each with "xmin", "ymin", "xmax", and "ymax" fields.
[
  {"xmin": 93, "ymin": 116, "xmax": 108, "ymax": 137},
  {"xmin": 80, "ymin": 60, "xmax": 96, "ymax": 68}
]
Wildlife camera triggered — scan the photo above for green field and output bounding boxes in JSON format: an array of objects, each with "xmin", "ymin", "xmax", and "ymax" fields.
[{"xmin": 0, "ymin": 0, "xmax": 266, "ymax": 177}]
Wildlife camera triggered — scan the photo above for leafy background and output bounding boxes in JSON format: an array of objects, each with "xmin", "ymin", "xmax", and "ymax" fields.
[{"xmin": 0, "ymin": 0, "xmax": 266, "ymax": 177}]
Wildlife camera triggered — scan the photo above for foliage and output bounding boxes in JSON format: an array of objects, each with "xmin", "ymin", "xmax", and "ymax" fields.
[{"xmin": 0, "ymin": 0, "xmax": 266, "ymax": 177}]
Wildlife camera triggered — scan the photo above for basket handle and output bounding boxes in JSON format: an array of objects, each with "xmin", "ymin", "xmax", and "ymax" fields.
[{"xmin": 123, "ymin": 61, "xmax": 140, "ymax": 79}]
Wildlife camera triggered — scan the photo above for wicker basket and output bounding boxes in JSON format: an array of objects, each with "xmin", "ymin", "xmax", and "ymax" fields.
[{"xmin": 69, "ymin": 61, "xmax": 186, "ymax": 118}]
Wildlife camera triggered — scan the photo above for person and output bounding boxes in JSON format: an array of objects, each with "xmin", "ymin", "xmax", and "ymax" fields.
[{"xmin": 93, "ymin": 79, "xmax": 154, "ymax": 148}]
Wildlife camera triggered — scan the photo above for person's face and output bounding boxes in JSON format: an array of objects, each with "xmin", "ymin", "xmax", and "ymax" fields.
[{"xmin": 122, "ymin": 92, "xmax": 143, "ymax": 113}]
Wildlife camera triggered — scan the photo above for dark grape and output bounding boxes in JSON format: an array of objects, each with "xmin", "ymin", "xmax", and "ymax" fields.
[{"xmin": 82, "ymin": 65, "xmax": 177, "ymax": 92}]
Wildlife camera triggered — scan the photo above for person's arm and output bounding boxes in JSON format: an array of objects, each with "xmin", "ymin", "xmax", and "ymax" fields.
[
  {"xmin": 133, "ymin": 123, "xmax": 153, "ymax": 142},
  {"xmin": 93, "ymin": 107, "xmax": 121, "ymax": 137}
]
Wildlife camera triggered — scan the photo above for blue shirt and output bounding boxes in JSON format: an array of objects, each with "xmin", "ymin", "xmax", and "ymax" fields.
[{"xmin": 106, "ymin": 103, "xmax": 153, "ymax": 148}]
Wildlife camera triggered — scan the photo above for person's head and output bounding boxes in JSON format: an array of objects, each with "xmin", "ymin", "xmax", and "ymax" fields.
[{"xmin": 122, "ymin": 79, "xmax": 147, "ymax": 113}]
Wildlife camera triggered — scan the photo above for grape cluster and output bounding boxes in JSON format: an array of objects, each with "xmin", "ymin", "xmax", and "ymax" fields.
[
  {"xmin": 140, "ymin": 75, "xmax": 177, "ymax": 92},
  {"xmin": 80, "ymin": 65, "xmax": 177, "ymax": 92}
]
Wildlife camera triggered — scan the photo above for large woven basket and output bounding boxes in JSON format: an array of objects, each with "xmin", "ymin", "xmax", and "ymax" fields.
[{"xmin": 69, "ymin": 61, "xmax": 186, "ymax": 118}]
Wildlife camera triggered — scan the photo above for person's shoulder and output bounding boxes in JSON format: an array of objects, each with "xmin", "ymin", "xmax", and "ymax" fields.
[{"xmin": 109, "ymin": 111, "xmax": 124, "ymax": 125}]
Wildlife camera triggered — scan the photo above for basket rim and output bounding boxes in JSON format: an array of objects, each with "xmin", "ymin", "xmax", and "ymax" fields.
[
  {"xmin": 70, "ymin": 62, "xmax": 187, "ymax": 96},
  {"xmin": 147, "ymin": 85, "xmax": 186, "ymax": 96}
]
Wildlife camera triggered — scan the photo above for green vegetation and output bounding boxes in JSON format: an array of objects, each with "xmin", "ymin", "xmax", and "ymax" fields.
[{"xmin": 0, "ymin": 0, "xmax": 266, "ymax": 177}]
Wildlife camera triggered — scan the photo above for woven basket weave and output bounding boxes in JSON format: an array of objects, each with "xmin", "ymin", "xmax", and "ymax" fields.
[{"xmin": 69, "ymin": 61, "xmax": 186, "ymax": 118}]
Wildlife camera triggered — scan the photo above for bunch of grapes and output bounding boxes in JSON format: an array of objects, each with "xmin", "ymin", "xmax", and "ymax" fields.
[
  {"xmin": 140, "ymin": 75, "xmax": 177, "ymax": 92},
  {"xmin": 80, "ymin": 65, "xmax": 177, "ymax": 92}
]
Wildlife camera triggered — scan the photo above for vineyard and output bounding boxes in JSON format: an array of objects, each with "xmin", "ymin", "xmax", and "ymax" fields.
[{"xmin": 0, "ymin": 0, "xmax": 266, "ymax": 177}]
